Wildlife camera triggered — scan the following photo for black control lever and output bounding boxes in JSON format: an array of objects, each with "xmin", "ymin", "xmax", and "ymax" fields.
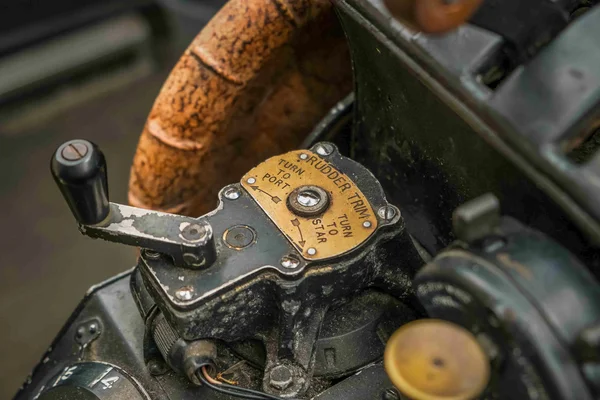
[
  {"xmin": 51, "ymin": 139, "xmax": 216, "ymax": 269},
  {"xmin": 51, "ymin": 140, "xmax": 110, "ymax": 225}
]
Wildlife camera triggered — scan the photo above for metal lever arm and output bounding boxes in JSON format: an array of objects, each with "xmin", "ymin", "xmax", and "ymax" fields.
[
  {"xmin": 52, "ymin": 139, "xmax": 216, "ymax": 269},
  {"xmin": 83, "ymin": 203, "xmax": 216, "ymax": 268}
]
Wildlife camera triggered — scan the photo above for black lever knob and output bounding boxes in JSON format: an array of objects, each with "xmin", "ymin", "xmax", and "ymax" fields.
[{"xmin": 51, "ymin": 139, "xmax": 109, "ymax": 225}]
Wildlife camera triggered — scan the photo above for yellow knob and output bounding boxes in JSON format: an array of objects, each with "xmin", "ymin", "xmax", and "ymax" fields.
[{"xmin": 384, "ymin": 319, "xmax": 490, "ymax": 400}]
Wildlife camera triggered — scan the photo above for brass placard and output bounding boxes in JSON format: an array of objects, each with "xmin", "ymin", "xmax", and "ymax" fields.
[{"xmin": 241, "ymin": 150, "xmax": 377, "ymax": 260}]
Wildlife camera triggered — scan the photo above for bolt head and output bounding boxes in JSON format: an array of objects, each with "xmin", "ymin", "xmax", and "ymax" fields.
[
  {"xmin": 307, "ymin": 247, "xmax": 317, "ymax": 256},
  {"xmin": 181, "ymin": 223, "xmax": 207, "ymax": 242},
  {"xmin": 224, "ymin": 186, "xmax": 241, "ymax": 200},
  {"xmin": 148, "ymin": 360, "xmax": 167, "ymax": 376},
  {"xmin": 281, "ymin": 255, "xmax": 300, "ymax": 270},
  {"xmin": 378, "ymin": 205, "xmax": 398, "ymax": 221},
  {"xmin": 175, "ymin": 286, "xmax": 194, "ymax": 301},
  {"xmin": 247, "ymin": 177, "xmax": 257, "ymax": 184},
  {"xmin": 76, "ymin": 326, "xmax": 86, "ymax": 338},
  {"xmin": 269, "ymin": 365, "xmax": 293, "ymax": 390},
  {"xmin": 362, "ymin": 221, "xmax": 372, "ymax": 228},
  {"xmin": 183, "ymin": 253, "xmax": 205, "ymax": 267},
  {"xmin": 287, "ymin": 185, "xmax": 330, "ymax": 217},
  {"xmin": 297, "ymin": 190, "xmax": 320, "ymax": 207},
  {"xmin": 299, "ymin": 153, "xmax": 308, "ymax": 160},
  {"xmin": 314, "ymin": 143, "xmax": 334, "ymax": 156},
  {"xmin": 144, "ymin": 249, "xmax": 161, "ymax": 259}
]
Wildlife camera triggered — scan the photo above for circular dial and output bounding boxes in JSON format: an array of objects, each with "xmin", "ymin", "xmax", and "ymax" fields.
[
  {"xmin": 38, "ymin": 362, "xmax": 146, "ymax": 400},
  {"xmin": 241, "ymin": 149, "xmax": 377, "ymax": 260}
]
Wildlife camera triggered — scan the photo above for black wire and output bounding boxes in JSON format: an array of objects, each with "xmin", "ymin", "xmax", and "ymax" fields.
[
  {"xmin": 197, "ymin": 370, "xmax": 293, "ymax": 400},
  {"xmin": 216, "ymin": 382, "xmax": 291, "ymax": 400},
  {"xmin": 197, "ymin": 371, "xmax": 265, "ymax": 399}
]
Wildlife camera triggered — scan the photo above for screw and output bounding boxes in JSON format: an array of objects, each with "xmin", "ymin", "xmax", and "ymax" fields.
[
  {"xmin": 281, "ymin": 255, "xmax": 300, "ymax": 270},
  {"xmin": 314, "ymin": 143, "xmax": 334, "ymax": 156},
  {"xmin": 378, "ymin": 205, "xmax": 398, "ymax": 221},
  {"xmin": 144, "ymin": 249, "xmax": 161, "ymax": 259},
  {"xmin": 183, "ymin": 253, "xmax": 204, "ymax": 266},
  {"xmin": 362, "ymin": 221, "xmax": 372, "ymax": 228},
  {"xmin": 247, "ymin": 177, "xmax": 257, "ymax": 184},
  {"xmin": 181, "ymin": 223, "xmax": 207, "ymax": 242},
  {"xmin": 148, "ymin": 360, "xmax": 168, "ymax": 376},
  {"xmin": 224, "ymin": 186, "xmax": 241, "ymax": 200},
  {"xmin": 287, "ymin": 185, "xmax": 330, "ymax": 217},
  {"xmin": 382, "ymin": 388, "xmax": 400, "ymax": 400},
  {"xmin": 297, "ymin": 190, "xmax": 321, "ymax": 207},
  {"xmin": 76, "ymin": 326, "xmax": 86, "ymax": 339},
  {"xmin": 175, "ymin": 286, "xmax": 194, "ymax": 301},
  {"xmin": 299, "ymin": 153, "xmax": 308, "ymax": 160},
  {"xmin": 61, "ymin": 142, "xmax": 88, "ymax": 161},
  {"xmin": 89, "ymin": 323, "xmax": 98, "ymax": 334},
  {"xmin": 269, "ymin": 365, "xmax": 293, "ymax": 390},
  {"xmin": 307, "ymin": 247, "xmax": 317, "ymax": 256}
]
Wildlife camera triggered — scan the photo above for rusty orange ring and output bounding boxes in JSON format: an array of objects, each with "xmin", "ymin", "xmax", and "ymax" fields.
[{"xmin": 128, "ymin": 0, "xmax": 351, "ymax": 216}]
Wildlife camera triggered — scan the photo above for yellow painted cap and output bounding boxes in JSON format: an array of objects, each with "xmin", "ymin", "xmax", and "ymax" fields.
[{"xmin": 384, "ymin": 319, "xmax": 490, "ymax": 400}]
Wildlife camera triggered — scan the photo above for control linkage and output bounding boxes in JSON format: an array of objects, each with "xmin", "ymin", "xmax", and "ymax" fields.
[{"xmin": 51, "ymin": 139, "xmax": 216, "ymax": 269}]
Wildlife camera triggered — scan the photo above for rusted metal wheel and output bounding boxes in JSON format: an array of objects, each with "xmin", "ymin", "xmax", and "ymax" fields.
[{"xmin": 129, "ymin": 0, "xmax": 352, "ymax": 216}]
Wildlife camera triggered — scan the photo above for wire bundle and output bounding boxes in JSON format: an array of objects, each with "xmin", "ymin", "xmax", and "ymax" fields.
[{"xmin": 197, "ymin": 366, "xmax": 295, "ymax": 400}]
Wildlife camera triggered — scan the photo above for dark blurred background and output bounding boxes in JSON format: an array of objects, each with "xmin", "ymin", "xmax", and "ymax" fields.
[{"xmin": 0, "ymin": 1, "xmax": 224, "ymax": 397}]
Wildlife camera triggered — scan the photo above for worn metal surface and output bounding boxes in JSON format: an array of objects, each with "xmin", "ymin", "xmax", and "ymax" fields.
[
  {"xmin": 313, "ymin": 363, "xmax": 395, "ymax": 400},
  {"xmin": 129, "ymin": 0, "xmax": 352, "ymax": 217},
  {"xmin": 22, "ymin": 1, "xmax": 600, "ymax": 399},
  {"xmin": 82, "ymin": 203, "xmax": 216, "ymax": 269},
  {"xmin": 241, "ymin": 147, "xmax": 381, "ymax": 260},
  {"xmin": 25, "ymin": 139, "xmax": 423, "ymax": 399},
  {"xmin": 336, "ymin": 0, "xmax": 600, "ymax": 279},
  {"xmin": 14, "ymin": 272, "xmax": 236, "ymax": 400},
  {"xmin": 15, "ymin": 273, "xmax": 160, "ymax": 400},
  {"xmin": 16, "ymin": 273, "xmax": 416, "ymax": 399},
  {"xmin": 134, "ymin": 143, "xmax": 422, "ymax": 396},
  {"xmin": 416, "ymin": 218, "xmax": 600, "ymax": 399}
]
